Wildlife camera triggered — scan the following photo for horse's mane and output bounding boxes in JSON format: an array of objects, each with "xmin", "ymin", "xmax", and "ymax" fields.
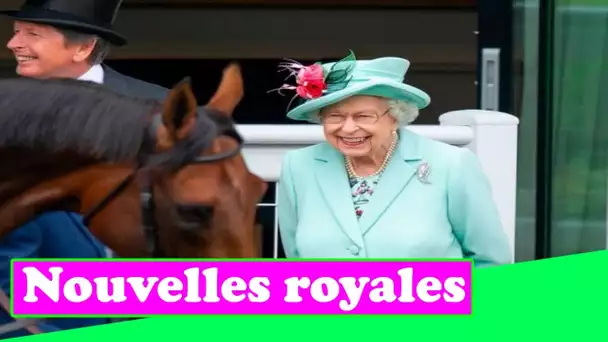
[{"xmin": 0, "ymin": 77, "xmax": 158, "ymax": 163}]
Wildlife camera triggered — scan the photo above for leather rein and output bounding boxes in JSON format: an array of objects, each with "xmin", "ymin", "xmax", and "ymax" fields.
[{"xmin": 81, "ymin": 112, "xmax": 243, "ymax": 257}]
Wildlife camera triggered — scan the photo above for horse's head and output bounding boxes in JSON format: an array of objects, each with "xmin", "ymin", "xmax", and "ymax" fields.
[
  {"xmin": 0, "ymin": 64, "xmax": 267, "ymax": 258},
  {"xmin": 145, "ymin": 64, "xmax": 269, "ymax": 258},
  {"xmin": 89, "ymin": 64, "xmax": 268, "ymax": 258}
]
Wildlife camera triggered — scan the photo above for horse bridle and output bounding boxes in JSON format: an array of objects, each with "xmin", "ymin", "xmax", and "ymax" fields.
[{"xmin": 82, "ymin": 112, "xmax": 244, "ymax": 257}]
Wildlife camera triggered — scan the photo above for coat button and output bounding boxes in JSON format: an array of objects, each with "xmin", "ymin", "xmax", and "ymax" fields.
[{"xmin": 348, "ymin": 245, "xmax": 360, "ymax": 256}]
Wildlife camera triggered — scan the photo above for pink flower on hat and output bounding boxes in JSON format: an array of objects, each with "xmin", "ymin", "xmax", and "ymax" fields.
[
  {"xmin": 295, "ymin": 64, "xmax": 326, "ymax": 99},
  {"xmin": 269, "ymin": 51, "xmax": 355, "ymax": 107}
]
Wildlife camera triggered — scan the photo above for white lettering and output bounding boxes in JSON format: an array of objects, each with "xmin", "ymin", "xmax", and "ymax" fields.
[
  {"xmin": 157, "ymin": 277, "xmax": 183, "ymax": 303},
  {"xmin": 187, "ymin": 267, "xmax": 271, "ymax": 303},
  {"xmin": 443, "ymin": 277, "xmax": 466, "ymax": 302},
  {"xmin": 126, "ymin": 277, "xmax": 160, "ymax": 302},
  {"xmin": 369, "ymin": 277, "xmax": 397, "ymax": 303},
  {"xmin": 183, "ymin": 267, "xmax": 201, "ymax": 302},
  {"xmin": 279, "ymin": 267, "xmax": 466, "ymax": 311},
  {"xmin": 397, "ymin": 268, "xmax": 416, "ymax": 303},
  {"xmin": 201, "ymin": 267, "xmax": 220, "ymax": 303},
  {"xmin": 22, "ymin": 267, "xmax": 62, "ymax": 303},
  {"xmin": 63, "ymin": 277, "xmax": 93, "ymax": 303},
  {"xmin": 309, "ymin": 277, "xmax": 339, "ymax": 303},
  {"xmin": 283, "ymin": 277, "xmax": 311, "ymax": 303},
  {"xmin": 221, "ymin": 277, "xmax": 247, "ymax": 303},
  {"xmin": 337, "ymin": 277, "xmax": 370, "ymax": 312},
  {"xmin": 416, "ymin": 277, "xmax": 442, "ymax": 303},
  {"xmin": 94, "ymin": 277, "xmax": 127, "ymax": 303},
  {"xmin": 248, "ymin": 277, "xmax": 271, "ymax": 303},
  {"xmin": 21, "ymin": 265, "xmax": 466, "ymax": 308}
]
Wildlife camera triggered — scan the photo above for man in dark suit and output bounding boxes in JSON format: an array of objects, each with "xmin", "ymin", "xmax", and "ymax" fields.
[
  {"xmin": 0, "ymin": 0, "xmax": 169, "ymax": 337},
  {"xmin": 3, "ymin": 0, "xmax": 168, "ymax": 100}
]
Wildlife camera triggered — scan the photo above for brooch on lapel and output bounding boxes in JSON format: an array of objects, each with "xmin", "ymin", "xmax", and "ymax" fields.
[{"xmin": 416, "ymin": 162, "xmax": 432, "ymax": 184}]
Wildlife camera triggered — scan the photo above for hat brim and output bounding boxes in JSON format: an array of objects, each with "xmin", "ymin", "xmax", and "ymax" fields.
[
  {"xmin": 1, "ymin": 10, "xmax": 127, "ymax": 46},
  {"xmin": 286, "ymin": 79, "xmax": 431, "ymax": 123}
]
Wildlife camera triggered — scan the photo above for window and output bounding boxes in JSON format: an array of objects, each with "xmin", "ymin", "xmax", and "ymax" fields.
[{"xmin": 549, "ymin": 0, "xmax": 608, "ymax": 256}]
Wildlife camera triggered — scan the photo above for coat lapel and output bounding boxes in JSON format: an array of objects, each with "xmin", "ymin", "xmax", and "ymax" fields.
[
  {"xmin": 358, "ymin": 128, "xmax": 422, "ymax": 235},
  {"xmin": 313, "ymin": 144, "xmax": 365, "ymax": 247}
]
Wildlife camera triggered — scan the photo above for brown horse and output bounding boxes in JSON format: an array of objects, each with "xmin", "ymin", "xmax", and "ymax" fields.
[{"xmin": 0, "ymin": 64, "xmax": 267, "ymax": 258}]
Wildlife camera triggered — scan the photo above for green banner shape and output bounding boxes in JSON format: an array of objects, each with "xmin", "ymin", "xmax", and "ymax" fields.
[{"xmin": 6, "ymin": 251, "xmax": 607, "ymax": 341}]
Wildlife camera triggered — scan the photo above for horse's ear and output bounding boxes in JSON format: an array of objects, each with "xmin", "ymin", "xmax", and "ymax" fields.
[
  {"xmin": 162, "ymin": 77, "xmax": 198, "ymax": 140},
  {"xmin": 206, "ymin": 63, "xmax": 244, "ymax": 117}
]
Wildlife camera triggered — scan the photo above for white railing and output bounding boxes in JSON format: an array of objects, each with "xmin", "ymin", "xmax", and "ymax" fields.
[{"xmin": 237, "ymin": 110, "xmax": 520, "ymax": 258}]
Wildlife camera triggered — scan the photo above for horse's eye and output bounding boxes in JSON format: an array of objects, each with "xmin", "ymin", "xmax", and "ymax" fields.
[{"xmin": 176, "ymin": 204, "xmax": 213, "ymax": 224}]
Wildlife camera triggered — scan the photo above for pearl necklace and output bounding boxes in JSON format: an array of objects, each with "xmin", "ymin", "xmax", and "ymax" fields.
[{"xmin": 345, "ymin": 132, "xmax": 398, "ymax": 180}]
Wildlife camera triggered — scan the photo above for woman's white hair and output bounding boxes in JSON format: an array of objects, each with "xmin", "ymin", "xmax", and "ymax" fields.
[
  {"xmin": 310, "ymin": 98, "xmax": 420, "ymax": 125},
  {"xmin": 387, "ymin": 99, "xmax": 419, "ymax": 125}
]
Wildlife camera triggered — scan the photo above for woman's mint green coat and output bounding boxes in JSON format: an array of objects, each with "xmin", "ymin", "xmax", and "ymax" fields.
[{"xmin": 277, "ymin": 128, "xmax": 513, "ymax": 267}]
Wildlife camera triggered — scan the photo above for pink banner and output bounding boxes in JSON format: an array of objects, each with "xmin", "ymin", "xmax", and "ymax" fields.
[{"xmin": 11, "ymin": 260, "xmax": 472, "ymax": 316}]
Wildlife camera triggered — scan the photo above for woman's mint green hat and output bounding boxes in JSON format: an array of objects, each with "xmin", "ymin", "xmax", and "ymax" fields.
[{"xmin": 274, "ymin": 51, "xmax": 431, "ymax": 122}]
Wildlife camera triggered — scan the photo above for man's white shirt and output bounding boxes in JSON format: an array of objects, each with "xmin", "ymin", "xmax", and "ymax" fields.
[{"xmin": 77, "ymin": 64, "xmax": 104, "ymax": 84}]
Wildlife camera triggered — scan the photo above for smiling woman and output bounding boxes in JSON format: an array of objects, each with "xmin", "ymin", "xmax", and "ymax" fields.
[
  {"xmin": 274, "ymin": 51, "xmax": 513, "ymax": 267},
  {"xmin": 319, "ymin": 97, "xmax": 417, "ymax": 180}
]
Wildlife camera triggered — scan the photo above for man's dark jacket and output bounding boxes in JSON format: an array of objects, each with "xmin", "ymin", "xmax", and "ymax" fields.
[{"xmin": 103, "ymin": 65, "xmax": 168, "ymax": 101}]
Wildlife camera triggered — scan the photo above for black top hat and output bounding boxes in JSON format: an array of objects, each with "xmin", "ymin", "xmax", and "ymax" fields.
[{"xmin": 1, "ymin": 0, "xmax": 127, "ymax": 46}]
